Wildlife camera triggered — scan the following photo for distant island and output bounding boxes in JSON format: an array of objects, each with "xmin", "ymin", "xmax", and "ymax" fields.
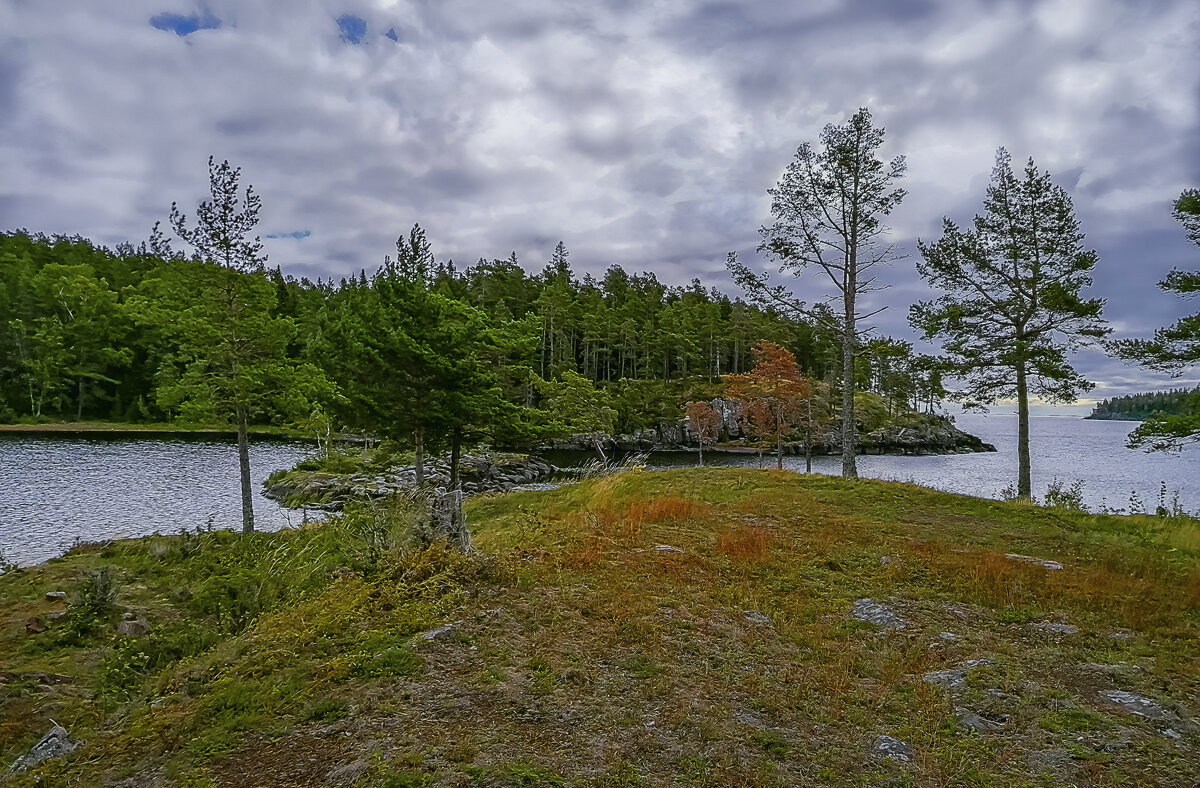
[{"xmin": 1084, "ymin": 388, "xmax": 1198, "ymax": 421}]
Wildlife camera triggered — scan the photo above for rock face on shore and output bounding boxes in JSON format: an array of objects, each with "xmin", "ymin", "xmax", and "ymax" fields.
[
  {"xmin": 263, "ymin": 454, "xmax": 556, "ymax": 510},
  {"xmin": 548, "ymin": 402, "xmax": 996, "ymax": 456}
]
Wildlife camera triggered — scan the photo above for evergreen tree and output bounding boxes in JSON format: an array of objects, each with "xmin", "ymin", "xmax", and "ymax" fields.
[
  {"xmin": 1112, "ymin": 189, "xmax": 1200, "ymax": 450},
  {"xmin": 145, "ymin": 157, "xmax": 325, "ymax": 533},
  {"xmin": 910, "ymin": 149, "xmax": 1109, "ymax": 498}
]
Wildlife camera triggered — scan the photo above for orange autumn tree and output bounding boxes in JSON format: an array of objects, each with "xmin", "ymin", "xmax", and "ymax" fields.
[
  {"xmin": 684, "ymin": 400, "xmax": 722, "ymax": 466},
  {"xmin": 724, "ymin": 340, "xmax": 811, "ymax": 469}
]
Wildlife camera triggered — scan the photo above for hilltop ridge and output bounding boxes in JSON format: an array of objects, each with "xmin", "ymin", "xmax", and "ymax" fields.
[{"xmin": 2, "ymin": 469, "xmax": 1198, "ymax": 786}]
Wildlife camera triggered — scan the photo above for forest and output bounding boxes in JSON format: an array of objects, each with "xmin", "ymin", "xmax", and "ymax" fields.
[
  {"xmin": 0, "ymin": 228, "xmax": 945, "ymax": 437},
  {"xmin": 1086, "ymin": 389, "xmax": 1200, "ymax": 421}
]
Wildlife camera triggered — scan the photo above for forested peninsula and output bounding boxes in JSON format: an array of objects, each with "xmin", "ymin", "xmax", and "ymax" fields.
[
  {"xmin": 1085, "ymin": 389, "xmax": 1200, "ymax": 421},
  {"xmin": 0, "ymin": 229, "xmax": 961, "ymax": 457}
]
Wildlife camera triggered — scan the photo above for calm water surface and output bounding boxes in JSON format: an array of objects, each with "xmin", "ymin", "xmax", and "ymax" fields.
[
  {"xmin": 0, "ymin": 434, "xmax": 314, "ymax": 565},
  {"xmin": 2, "ymin": 415, "xmax": 1197, "ymax": 565},
  {"xmin": 619, "ymin": 413, "xmax": 1199, "ymax": 514}
]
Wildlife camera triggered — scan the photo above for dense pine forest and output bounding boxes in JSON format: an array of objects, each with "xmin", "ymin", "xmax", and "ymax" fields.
[
  {"xmin": 1086, "ymin": 388, "xmax": 1200, "ymax": 421},
  {"xmin": 0, "ymin": 229, "xmax": 946, "ymax": 439}
]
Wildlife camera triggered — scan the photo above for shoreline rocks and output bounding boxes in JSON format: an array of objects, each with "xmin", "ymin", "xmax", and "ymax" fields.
[
  {"xmin": 263, "ymin": 454, "xmax": 557, "ymax": 511},
  {"xmin": 546, "ymin": 407, "xmax": 996, "ymax": 457}
]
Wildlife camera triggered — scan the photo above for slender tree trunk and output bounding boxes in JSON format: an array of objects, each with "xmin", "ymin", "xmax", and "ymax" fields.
[
  {"xmin": 805, "ymin": 442, "xmax": 812, "ymax": 474},
  {"xmin": 776, "ymin": 415, "xmax": 784, "ymax": 469},
  {"xmin": 414, "ymin": 428, "xmax": 425, "ymax": 486},
  {"xmin": 593, "ymin": 435, "xmax": 607, "ymax": 465},
  {"xmin": 698, "ymin": 442, "xmax": 704, "ymax": 467},
  {"xmin": 77, "ymin": 378, "xmax": 84, "ymax": 421},
  {"xmin": 841, "ymin": 319, "xmax": 858, "ymax": 478},
  {"xmin": 449, "ymin": 431, "xmax": 460, "ymax": 492},
  {"xmin": 1016, "ymin": 357, "xmax": 1032, "ymax": 499},
  {"xmin": 236, "ymin": 404, "xmax": 254, "ymax": 534}
]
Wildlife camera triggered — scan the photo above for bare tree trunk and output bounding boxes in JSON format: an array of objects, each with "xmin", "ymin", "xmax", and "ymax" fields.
[
  {"xmin": 698, "ymin": 442, "xmax": 704, "ymax": 467},
  {"xmin": 236, "ymin": 404, "xmax": 254, "ymax": 534},
  {"xmin": 414, "ymin": 428, "xmax": 425, "ymax": 486},
  {"xmin": 1016, "ymin": 357, "xmax": 1032, "ymax": 500},
  {"xmin": 841, "ymin": 321, "xmax": 858, "ymax": 478}
]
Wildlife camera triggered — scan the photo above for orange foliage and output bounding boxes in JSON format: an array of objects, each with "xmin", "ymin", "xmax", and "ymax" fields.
[
  {"xmin": 716, "ymin": 525, "xmax": 775, "ymax": 561},
  {"xmin": 724, "ymin": 341, "xmax": 813, "ymax": 467}
]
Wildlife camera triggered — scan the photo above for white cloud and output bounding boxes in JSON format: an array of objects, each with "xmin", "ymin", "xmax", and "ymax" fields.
[{"xmin": 2, "ymin": 0, "xmax": 1198, "ymax": 390}]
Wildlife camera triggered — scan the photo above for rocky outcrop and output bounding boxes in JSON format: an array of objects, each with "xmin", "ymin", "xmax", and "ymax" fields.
[
  {"xmin": 263, "ymin": 454, "xmax": 556, "ymax": 511},
  {"xmin": 546, "ymin": 406, "xmax": 995, "ymax": 457}
]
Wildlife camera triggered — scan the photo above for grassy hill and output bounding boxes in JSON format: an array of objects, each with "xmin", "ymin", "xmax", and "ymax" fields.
[{"xmin": 2, "ymin": 469, "xmax": 1198, "ymax": 786}]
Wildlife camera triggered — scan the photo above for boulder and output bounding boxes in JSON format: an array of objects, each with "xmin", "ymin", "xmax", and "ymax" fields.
[
  {"xmin": 850, "ymin": 598, "xmax": 908, "ymax": 630},
  {"xmin": 922, "ymin": 659, "xmax": 993, "ymax": 690},
  {"xmin": 1101, "ymin": 691, "xmax": 1173, "ymax": 722},
  {"xmin": 742, "ymin": 610, "xmax": 772, "ymax": 627},
  {"xmin": 872, "ymin": 735, "xmax": 913, "ymax": 761},
  {"xmin": 116, "ymin": 619, "xmax": 149, "ymax": 637},
  {"xmin": 5, "ymin": 725, "xmax": 77, "ymax": 776}
]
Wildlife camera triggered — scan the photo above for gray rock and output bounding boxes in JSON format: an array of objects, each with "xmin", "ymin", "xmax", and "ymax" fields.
[
  {"xmin": 922, "ymin": 659, "xmax": 993, "ymax": 690},
  {"xmin": 1005, "ymin": 553, "xmax": 1064, "ymax": 570},
  {"xmin": 850, "ymin": 598, "xmax": 908, "ymax": 630},
  {"xmin": 742, "ymin": 610, "xmax": 772, "ymax": 627},
  {"xmin": 45, "ymin": 591, "xmax": 67, "ymax": 602},
  {"xmin": 1101, "ymin": 690, "xmax": 1172, "ymax": 721},
  {"xmin": 872, "ymin": 735, "xmax": 913, "ymax": 761},
  {"xmin": 957, "ymin": 707, "xmax": 1007, "ymax": 733},
  {"xmin": 416, "ymin": 622, "xmax": 462, "ymax": 643},
  {"xmin": 1033, "ymin": 621, "xmax": 1079, "ymax": 635},
  {"xmin": 1026, "ymin": 749, "xmax": 1075, "ymax": 781},
  {"xmin": 116, "ymin": 619, "xmax": 149, "ymax": 637},
  {"xmin": 733, "ymin": 709, "xmax": 767, "ymax": 728},
  {"xmin": 938, "ymin": 632, "xmax": 960, "ymax": 642},
  {"xmin": 5, "ymin": 725, "xmax": 77, "ymax": 776}
]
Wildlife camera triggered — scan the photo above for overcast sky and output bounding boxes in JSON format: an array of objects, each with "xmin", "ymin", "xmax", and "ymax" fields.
[{"xmin": 3, "ymin": 0, "xmax": 1198, "ymax": 404}]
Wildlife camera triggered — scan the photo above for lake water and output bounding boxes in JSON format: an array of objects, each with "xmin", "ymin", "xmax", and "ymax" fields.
[
  {"xmin": 0, "ymin": 433, "xmax": 314, "ymax": 566},
  {"xmin": 1, "ymin": 416, "xmax": 1197, "ymax": 566},
  {"xmin": 550, "ymin": 413, "xmax": 1200, "ymax": 515}
]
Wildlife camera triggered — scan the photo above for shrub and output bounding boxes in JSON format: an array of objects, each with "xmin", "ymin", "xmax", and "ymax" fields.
[
  {"xmin": 308, "ymin": 698, "xmax": 349, "ymax": 721},
  {"xmin": 1042, "ymin": 478, "xmax": 1086, "ymax": 512}
]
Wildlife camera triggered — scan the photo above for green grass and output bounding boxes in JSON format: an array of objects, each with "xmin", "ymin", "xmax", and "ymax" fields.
[{"xmin": 2, "ymin": 468, "xmax": 1198, "ymax": 786}]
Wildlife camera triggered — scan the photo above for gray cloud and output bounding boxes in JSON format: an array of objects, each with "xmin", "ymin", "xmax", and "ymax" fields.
[{"xmin": 1, "ymin": 0, "xmax": 1198, "ymax": 396}]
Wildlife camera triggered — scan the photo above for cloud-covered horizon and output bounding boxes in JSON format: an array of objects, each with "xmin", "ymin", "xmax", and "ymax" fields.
[{"xmin": 2, "ymin": 0, "xmax": 1198, "ymax": 399}]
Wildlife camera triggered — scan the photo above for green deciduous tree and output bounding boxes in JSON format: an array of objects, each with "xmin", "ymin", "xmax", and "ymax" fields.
[
  {"xmin": 729, "ymin": 107, "xmax": 906, "ymax": 479},
  {"xmin": 910, "ymin": 149, "xmax": 1109, "ymax": 499},
  {"xmin": 535, "ymin": 370, "xmax": 617, "ymax": 463},
  {"xmin": 1112, "ymin": 189, "xmax": 1200, "ymax": 450}
]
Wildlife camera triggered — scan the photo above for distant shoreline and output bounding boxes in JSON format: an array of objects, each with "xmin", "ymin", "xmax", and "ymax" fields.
[{"xmin": 0, "ymin": 423, "xmax": 311, "ymax": 440}]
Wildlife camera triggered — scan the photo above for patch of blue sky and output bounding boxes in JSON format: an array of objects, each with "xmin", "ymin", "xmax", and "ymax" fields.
[
  {"xmin": 385, "ymin": 27, "xmax": 400, "ymax": 42},
  {"xmin": 149, "ymin": 11, "xmax": 221, "ymax": 37},
  {"xmin": 266, "ymin": 230, "xmax": 312, "ymax": 240},
  {"xmin": 337, "ymin": 15, "xmax": 367, "ymax": 44}
]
